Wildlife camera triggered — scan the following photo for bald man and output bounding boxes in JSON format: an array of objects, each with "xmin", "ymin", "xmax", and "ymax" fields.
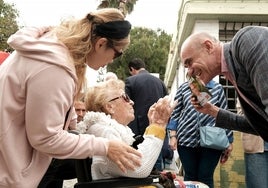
[{"xmin": 180, "ymin": 26, "xmax": 268, "ymax": 141}]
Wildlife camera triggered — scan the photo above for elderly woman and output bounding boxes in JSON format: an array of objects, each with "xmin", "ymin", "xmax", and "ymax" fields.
[{"xmin": 77, "ymin": 79, "xmax": 175, "ymax": 180}]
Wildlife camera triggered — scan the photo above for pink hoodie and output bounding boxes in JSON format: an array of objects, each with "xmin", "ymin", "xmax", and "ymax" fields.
[{"xmin": 0, "ymin": 27, "xmax": 109, "ymax": 188}]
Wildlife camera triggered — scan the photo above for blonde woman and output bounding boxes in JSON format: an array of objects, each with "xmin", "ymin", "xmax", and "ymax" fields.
[
  {"xmin": 0, "ymin": 8, "xmax": 141, "ymax": 188},
  {"xmin": 77, "ymin": 79, "xmax": 175, "ymax": 180}
]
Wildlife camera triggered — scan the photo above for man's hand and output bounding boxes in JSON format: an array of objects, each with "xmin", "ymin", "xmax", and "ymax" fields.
[
  {"xmin": 191, "ymin": 96, "xmax": 219, "ymax": 118},
  {"xmin": 107, "ymin": 140, "xmax": 142, "ymax": 173},
  {"xmin": 220, "ymin": 143, "xmax": 233, "ymax": 164}
]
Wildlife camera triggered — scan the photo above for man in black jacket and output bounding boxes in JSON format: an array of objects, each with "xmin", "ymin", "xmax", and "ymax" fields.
[{"xmin": 125, "ymin": 58, "xmax": 172, "ymax": 171}]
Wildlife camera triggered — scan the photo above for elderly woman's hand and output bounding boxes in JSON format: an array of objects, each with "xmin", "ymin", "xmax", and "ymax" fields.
[{"xmin": 148, "ymin": 96, "xmax": 177, "ymax": 127}]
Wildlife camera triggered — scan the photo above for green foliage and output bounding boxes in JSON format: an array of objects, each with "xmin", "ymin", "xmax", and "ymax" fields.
[
  {"xmin": 0, "ymin": 0, "xmax": 19, "ymax": 52},
  {"xmin": 97, "ymin": 0, "xmax": 138, "ymax": 16},
  {"xmin": 107, "ymin": 27, "xmax": 171, "ymax": 81}
]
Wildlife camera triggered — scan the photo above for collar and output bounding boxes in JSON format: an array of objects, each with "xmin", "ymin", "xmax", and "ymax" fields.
[
  {"xmin": 138, "ymin": 69, "xmax": 148, "ymax": 74},
  {"xmin": 221, "ymin": 43, "xmax": 229, "ymax": 76}
]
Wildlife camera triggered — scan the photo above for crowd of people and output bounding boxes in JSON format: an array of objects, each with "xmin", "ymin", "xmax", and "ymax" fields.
[{"xmin": 1, "ymin": 6, "xmax": 268, "ymax": 188}]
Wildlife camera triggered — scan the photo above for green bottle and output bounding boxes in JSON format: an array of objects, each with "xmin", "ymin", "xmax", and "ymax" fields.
[{"xmin": 186, "ymin": 74, "xmax": 212, "ymax": 106}]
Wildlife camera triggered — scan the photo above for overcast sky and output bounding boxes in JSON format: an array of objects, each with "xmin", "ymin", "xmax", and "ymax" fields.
[
  {"xmin": 5, "ymin": 0, "xmax": 179, "ymax": 34},
  {"xmin": 4, "ymin": 0, "xmax": 180, "ymax": 85}
]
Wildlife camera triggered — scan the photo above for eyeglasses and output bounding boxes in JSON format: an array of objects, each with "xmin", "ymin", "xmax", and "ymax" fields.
[
  {"xmin": 108, "ymin": 93, "xmax": 131, "ymax": 103},
  {"xmin": 110, "ymin": 45, "xmax": 123, "ymax": 59},
  {"xmin": 107, "ymin": 39, "xmax": 123, "ymax": 59}
]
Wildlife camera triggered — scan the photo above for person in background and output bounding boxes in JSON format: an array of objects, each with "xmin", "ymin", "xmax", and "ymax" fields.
[
  {"xmin": 77, "ymin": 79, "xmax": 176, "ymax": 180},
  {"xmin": 167, "ymin": 79, "xmax": 233, "ymax": 188},
  {"xmin": 125, "ymin": 57, "xmax": 172, "ymax": 171},
  {"xmin": 236, "ymin": 99, "xmax": 268, "ymax": 188},
  {"xmin": 74, "ymin": 100, "xmax": 86, "ymax": 123},
  {"xmin": 125, "ymin": 58, "xmax": 168, "ymax": 135},
  {"xmin": 0, "ymin": 8, "xmax": 142, "ymax": 188},
  {"xmin": 180, "ymin": 26, "xmax": 268, "ymax": 142}
]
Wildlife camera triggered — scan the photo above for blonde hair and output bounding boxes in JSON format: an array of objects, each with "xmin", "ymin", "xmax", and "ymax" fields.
[
  {"xmin": 85, "ymin": 79, "xmax": 125, "ymax": 113},
  {"xmin": 52, "ymin": 8, "xmax": 129, "ymax": 100}
]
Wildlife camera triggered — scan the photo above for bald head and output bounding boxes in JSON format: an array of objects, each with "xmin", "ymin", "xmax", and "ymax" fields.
[
  {"xmin": 181, "ymin": 32, "xmax": 217, "ymax": 57},
  {"xmin": 180, "ymin": 32, "xmax": 222, "ymax": 84}
]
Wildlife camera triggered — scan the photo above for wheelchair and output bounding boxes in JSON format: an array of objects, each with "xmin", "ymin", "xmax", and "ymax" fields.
[
  {"xmin": 73, "ymin": 157, "xmax": 164, "ymax": 188},
  {"xmin": 68, "ymin": 131, "xmax": 164, "ymax": 187}
]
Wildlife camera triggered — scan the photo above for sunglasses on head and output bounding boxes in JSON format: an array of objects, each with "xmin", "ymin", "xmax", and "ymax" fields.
[{"xmin": 109, "ymin": 93, "xmax": 131, "ymax": 103}]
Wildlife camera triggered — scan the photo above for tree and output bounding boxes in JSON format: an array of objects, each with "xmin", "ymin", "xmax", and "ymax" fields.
[
  {"xmin": 0, "ymin": 0, "xmax": 19, "ymax": 52},
  {"xmin": 97, "ymin": 0, "xmax": 138, "ymax": 16},
  {"xmin": 107, "ymin": 27, "xmax": 172, "ymax": 81}
]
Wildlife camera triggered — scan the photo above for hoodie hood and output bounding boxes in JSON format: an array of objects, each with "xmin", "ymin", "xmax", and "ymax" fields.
[{"xmin": 7, "ymin": 26, "xmax": 77, "ymax": 83}]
